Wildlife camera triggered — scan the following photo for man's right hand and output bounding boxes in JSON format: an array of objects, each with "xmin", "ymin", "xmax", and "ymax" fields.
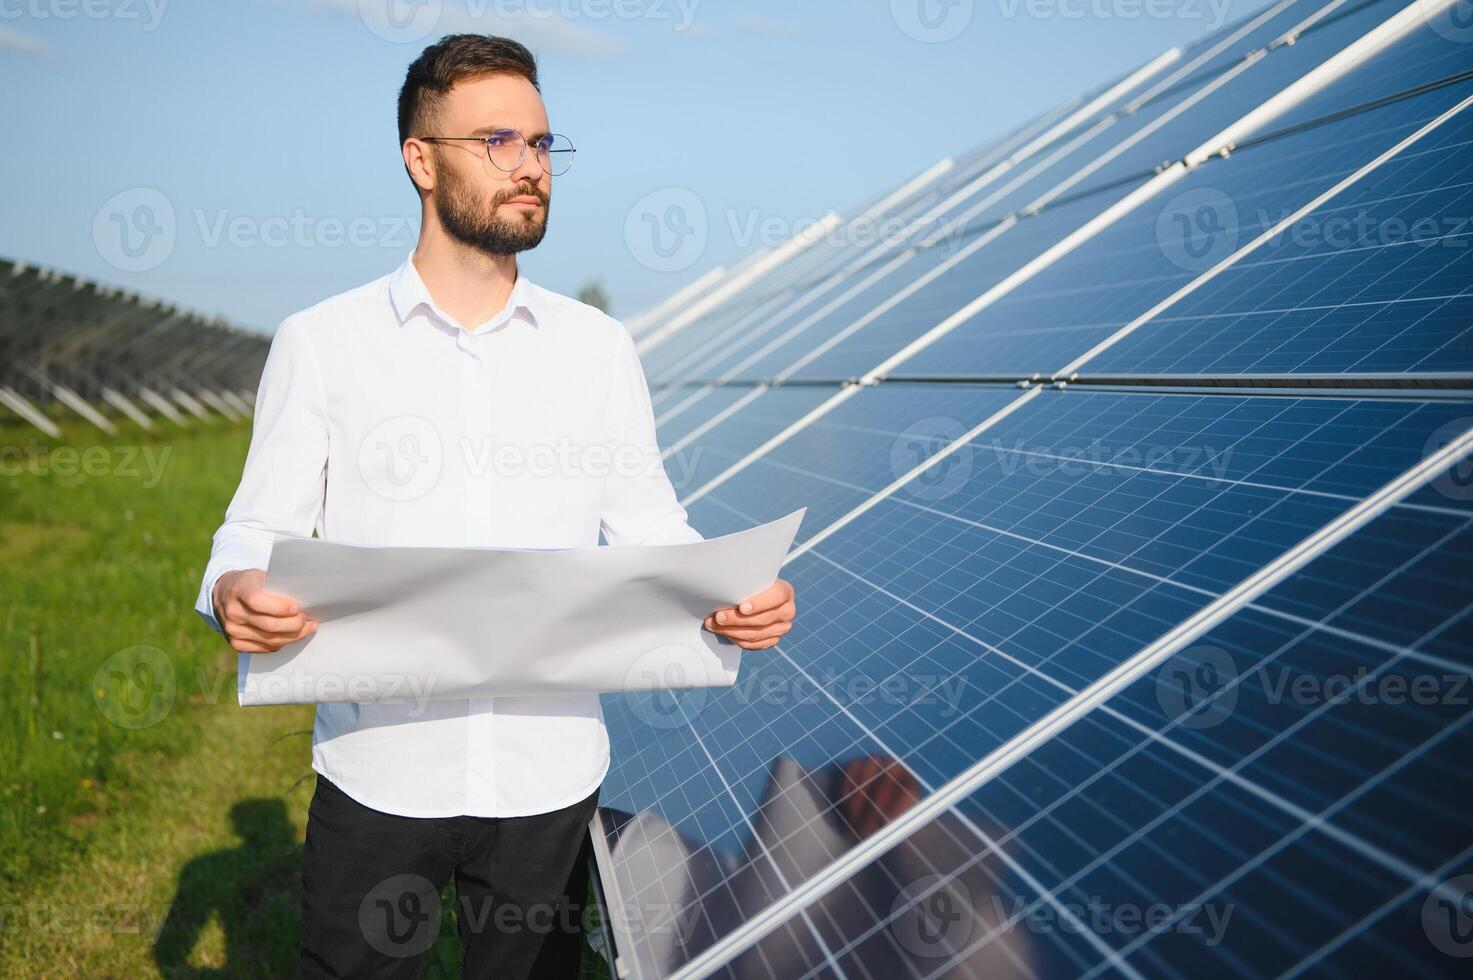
[{"xmin": 212, "ymin": 569, "xmax": 318, "ymax": 653}]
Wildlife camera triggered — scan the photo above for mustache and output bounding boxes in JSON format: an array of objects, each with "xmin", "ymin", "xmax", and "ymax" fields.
[{"xmin": 493, "ymin": 184, "xmax": 548, "ymax": 207}]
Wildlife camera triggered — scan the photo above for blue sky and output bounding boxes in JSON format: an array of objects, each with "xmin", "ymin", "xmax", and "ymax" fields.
[{"xmin": 0, "ymin": 0, "xmax": 1269, "ymax": 333}]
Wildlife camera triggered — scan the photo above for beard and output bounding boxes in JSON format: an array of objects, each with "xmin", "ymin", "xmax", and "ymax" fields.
[{"xmin": 435, "ymin": 159, "xmax": 550, "ymax": 257}]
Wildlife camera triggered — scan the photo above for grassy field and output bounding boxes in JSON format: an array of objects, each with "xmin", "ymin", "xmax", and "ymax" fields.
[{"xmin": 0, "ymin": 414, "xmax": 609, "ymax": 978}]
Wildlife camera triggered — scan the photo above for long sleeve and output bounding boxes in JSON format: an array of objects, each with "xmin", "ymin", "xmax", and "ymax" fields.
[
  {"xmin": 194, "ymin": 312, "xmax": 329, "ymax": 636},
  {"xmin": 599, "ymin": 329, "xmax": 704, "ymax": 547}
]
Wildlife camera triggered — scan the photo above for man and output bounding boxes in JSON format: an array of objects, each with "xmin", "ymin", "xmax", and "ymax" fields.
[{"xmin": 194, "ymin": 34, "xmax": 797, "ymax": 979}]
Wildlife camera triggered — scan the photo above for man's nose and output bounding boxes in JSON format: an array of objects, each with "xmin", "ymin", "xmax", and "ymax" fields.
[{"xmin": 510, "ymin": 146, "xmax": 547, "ymax": 184}]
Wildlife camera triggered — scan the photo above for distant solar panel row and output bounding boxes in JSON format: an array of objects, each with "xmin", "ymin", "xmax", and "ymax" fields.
[{"xmin": 595, "ymin": 2, "xmax": 1473, "ymax": 977}]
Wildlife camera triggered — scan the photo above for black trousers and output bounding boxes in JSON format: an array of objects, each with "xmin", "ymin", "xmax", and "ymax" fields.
[{"xmin": 300, "ymin": 773, "xmax": 599, "ymax": 979}]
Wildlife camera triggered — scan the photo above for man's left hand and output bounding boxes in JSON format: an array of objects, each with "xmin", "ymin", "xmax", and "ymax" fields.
[{"xmin": 703, "ymin": 579, "xmax": 796, "ymax": 650}]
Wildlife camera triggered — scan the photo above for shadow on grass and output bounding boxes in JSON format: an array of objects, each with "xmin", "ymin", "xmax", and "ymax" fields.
[{"xmin": 150, "ymin": 798, "xmax": 610, "ymax": 979}]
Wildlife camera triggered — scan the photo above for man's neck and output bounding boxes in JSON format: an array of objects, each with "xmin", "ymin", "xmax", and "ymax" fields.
[{"xmin": 411, "ymin": 235, "xmax": 519, "ymax": 332}]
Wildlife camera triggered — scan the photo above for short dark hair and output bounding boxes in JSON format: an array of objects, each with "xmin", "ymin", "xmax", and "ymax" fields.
[{"xmin": 397, "ymin": 33, "xmax": 540, "ymax": 151}]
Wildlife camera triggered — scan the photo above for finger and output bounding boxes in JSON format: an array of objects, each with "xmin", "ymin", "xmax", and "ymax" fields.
[
  {"xmin": 713, "ymin": 600, "xmax": 795, "ymax": 630},
  {"xmin": 238, "ymin": 609, "xmax": 310, "ymax": 635},
  {"xmin": 242, "ymin": 590, "xmax": 303, "ymax": 617},
  {"xmin": 734, "ymin": 635, "xmax": 782, "ymax": 650},
  {"xmin": 708, "ymin": 621, "xmax": 791, "ymax": 643},
  {"xmin": 735, "ymin": 580, "xmax": 793, "ymax": 617},
  {"xmin": 230, "ymin": 619, "xmax": 317, "ymax": 651}
]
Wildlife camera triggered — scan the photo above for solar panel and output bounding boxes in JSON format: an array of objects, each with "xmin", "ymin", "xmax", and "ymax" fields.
[
  {"xmin": 659, "ymin": 385, "xmax": 839, "ymax": 497},
  {"xmin": 781, "ymin": 0, "xmax": 1430, "ymax": 386},
  {"xmin": 598, "ymin": 390, "xmax": 1473, "ymax": 976},
  {"xmin": 893, "ymin": 72, "xmax": 1473, "ymax": 377},
  {"xmin": 733, "ymin": 483, "xmax": 1472, "ymax": 978},
  {"xmin": 683, "ymin": 383, "xmax": 1026, "ymax": 541},
  {"xmin": 591, "ymin": 3, "xmax": 1473, "ymax": 977}
]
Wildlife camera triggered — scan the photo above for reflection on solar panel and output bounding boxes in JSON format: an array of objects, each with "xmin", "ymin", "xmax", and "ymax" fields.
[{"xmin": 593, "ymin": 2, "xmax": 1473, "ymax": 977}]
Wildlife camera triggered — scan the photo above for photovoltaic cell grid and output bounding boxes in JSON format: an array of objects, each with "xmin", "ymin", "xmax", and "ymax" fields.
[
  {"xmin": 899, "ymin": 75, "xmax": 1473, "ymax": 377},
  {"xmin": 762, "ymin": 0, "xmax": 1401, "ymax": 384},
  {"xmin": 758, "ymin": 490, "xmax": 1472, "ymax": 979},
  {"xmin": 597, "ymin": 2, "xmax": 1473, "ymax": 976},
  {"xmin": 600, "ymin": 390, "xmax": 1473, "ymax": 976}
]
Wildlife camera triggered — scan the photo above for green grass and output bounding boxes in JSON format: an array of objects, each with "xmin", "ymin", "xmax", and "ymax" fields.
[{"xmin": 0, "ymin": 415, "xmax": 611, "ymax": 978}]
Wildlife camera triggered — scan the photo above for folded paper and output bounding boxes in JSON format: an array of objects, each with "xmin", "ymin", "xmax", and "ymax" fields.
[{"xmin": 238, "ymin": 509, "xmax": 805, "ymax": 706}]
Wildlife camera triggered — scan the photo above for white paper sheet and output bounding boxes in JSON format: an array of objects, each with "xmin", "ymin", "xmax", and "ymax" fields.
[{"xmin": 237, "ymin": 509, "xmax": 805, "ymax": 706}]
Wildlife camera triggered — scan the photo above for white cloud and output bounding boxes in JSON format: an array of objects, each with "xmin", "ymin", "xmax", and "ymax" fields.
[
  {"xmin": 0, "ymin": 25, "xmax": 50, "ymax": 59},
  {"xmin": 300, "ymin": 0, "xmax": 634, "ymax": 58}
]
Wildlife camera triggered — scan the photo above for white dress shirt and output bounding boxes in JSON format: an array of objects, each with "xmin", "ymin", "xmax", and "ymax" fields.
[{"xmin": 195, "ymin": 252, "xmax": 703, "ymax": 818}]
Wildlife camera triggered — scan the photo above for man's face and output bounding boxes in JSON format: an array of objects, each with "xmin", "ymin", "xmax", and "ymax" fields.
[{"xmin": 425, "ymin": 73, "xmax": 553, "ymax": 257}]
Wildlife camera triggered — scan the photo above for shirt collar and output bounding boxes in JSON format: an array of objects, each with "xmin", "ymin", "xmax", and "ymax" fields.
[{"xmin": 389, "ymin": 252, "xmax": 542, "ymax": 333}]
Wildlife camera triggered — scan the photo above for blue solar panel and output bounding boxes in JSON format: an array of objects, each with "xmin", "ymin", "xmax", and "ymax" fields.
[
  {"xmin": 684, "ymin": 384, "xmax": 1026, "ymax": 541},
  {"xmin": 663, "ymin": 385, "xmax": 838, "ymax": 497},
  {"xmin": 595, "ymin": 8, "xmax": 1473, "ymax": 978},
  {"xmin": 597, "ymin": 390, "xmax": 1473, "ymax": 976},
  {"xmin": 654, "ymin": 384, "xmax": 765, "ymax": 448},
  {"xmin": 772, "ymin": 0, "xmax": 1418, "ymax": 385},
  {"xmin": 747, "ymin": 483, "xmax": 1473, "ymax": 978},
  {"xmin": 892, "ymin": 74, "xmax": 1473, "ymax": 377},
  {"xmin": 1080, "ymin": 90, "xmax": 1473, "ymax": 376}
]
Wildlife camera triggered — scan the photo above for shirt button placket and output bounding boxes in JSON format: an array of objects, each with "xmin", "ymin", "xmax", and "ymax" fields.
[{"xmin": 460, "ymin": 327, "xmax": 496, "ymax": 814}]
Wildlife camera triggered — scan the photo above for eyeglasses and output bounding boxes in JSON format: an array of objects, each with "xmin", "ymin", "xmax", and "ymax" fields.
[{"xmin": 418, "ymin": 130, "xmax": 576, "ymax": 176}]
